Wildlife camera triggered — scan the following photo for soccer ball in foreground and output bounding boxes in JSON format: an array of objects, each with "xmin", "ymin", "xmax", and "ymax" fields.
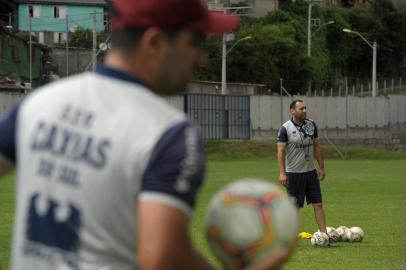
[
  {"xmin": 349, "ymin": 227, "xmax": 364, "ymax": 242},
  {"xmin": 205, "ymin": 179, "xmax": 300, "ymax": 270},
  {"xmin": 311, "ymin": 231, "xmax": 329, "ymax": 247},
  {"xmin": 336, "ymin": 226, "xmax": 352, "ymax": 242},
  {"xmin": 326, "ymin": 227, "xmax": 340, "ymax": 243}
]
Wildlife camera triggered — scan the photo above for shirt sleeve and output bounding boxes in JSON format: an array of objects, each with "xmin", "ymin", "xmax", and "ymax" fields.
[
  {"xmin": 276, "ymin": 126, "xmax": 288, "ymax": 143},
  {"xmin": 313, "ymin": 121, "xmax": 318, "ymax": 139},
  {"xmin": 0, "ymin": 102, "xmax": 21, "ymax": 164},
  {"xmin": 140, "ymin": 120, "xmax": 205, "ymax": 216}
]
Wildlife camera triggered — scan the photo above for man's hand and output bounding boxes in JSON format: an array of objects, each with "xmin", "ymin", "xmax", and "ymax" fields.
[
  {"xmin": 318, "ymin": 169, "xmax": 325, "ymax": 181},
  {"xmin": 138, "ymin": 201, "xmax": 215, "ymax": 270},
  {"xmin": 279, "ymin": 173, "xmax": 287, "ymax": 186},
  {"xmin": 277, "ymin": 143, "xmax": 287, "ymax": 187}
]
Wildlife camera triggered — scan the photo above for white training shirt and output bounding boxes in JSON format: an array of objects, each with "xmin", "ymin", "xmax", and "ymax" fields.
[
  {"xmin": 277, "ymin": 119, "xmax": 319, "ymax": 173},
  {"xmin": 0, "ymin": 66, "xmax": 205, "ymax": 270}
]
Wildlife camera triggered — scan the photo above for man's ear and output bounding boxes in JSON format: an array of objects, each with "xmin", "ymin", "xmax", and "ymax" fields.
[{"xmin": 139, "ymin": 27, "xmax": 166, "ymax": 55}]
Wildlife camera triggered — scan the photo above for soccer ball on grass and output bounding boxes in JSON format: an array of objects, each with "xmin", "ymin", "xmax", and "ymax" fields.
[
  {"xmin": 326, "ymin": 227, "xmax": 340, "ymax": 243},
  {"xmin": 311, "ymin": 231, "xmax": 330, "ymax": 247},
  {"xmin": 336, "ymin": 226, "xmax": 352, "ymax": 242},
  {"xmin": 349, "ymin": 227, "xmax": 364, "ymax": 242}
]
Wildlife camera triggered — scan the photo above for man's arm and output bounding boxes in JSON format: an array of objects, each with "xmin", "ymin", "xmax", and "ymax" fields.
[
  {"xmin": 138, "ymin": 121, "xmax": 213, "ymax": 269},
  {"xmin": 0, "ymin": 103, "xmax": 20, "ymax": 179},
  {"xmin": 138, "ymin": 201, "xmax": 214, "ymax": 270},
  {"xmin": 277, "ymin": 143, "xmax": 287, "ymax": 186},
  {"xmin": 276, "ymin": 126, "xmax": 288, "ymax": 186},
  {"xmin": 313, "ymin": 139, "xmax": 325, "ymax": 180}
]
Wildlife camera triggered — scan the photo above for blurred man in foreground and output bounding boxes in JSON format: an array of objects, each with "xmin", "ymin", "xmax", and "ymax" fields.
[{"xmin": 0, "ymin": 0, "xmax": 293, "ymax": 269}]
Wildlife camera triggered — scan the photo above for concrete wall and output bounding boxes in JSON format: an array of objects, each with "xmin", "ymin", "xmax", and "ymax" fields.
[
  {"xmin": 0, "ymin": 92, "xmax": 24, "ymax": 115},
  {"xmin": 249, "ymin": 95, "xmax": 406, "ymax": 131},
  {"xmin": 50, "ymin": 47, "xmax": 104, "ymax": 77},
  {"xmin": 2, "ymin": 93, "xmax": 405, "ymax": 129},
  {"xmin": 1, "ymin": 92, "xmax": 405, "ymax": 149},
  {"xmin": 249, "ymin": 95, "xmax": 406, "ymax": 151}
]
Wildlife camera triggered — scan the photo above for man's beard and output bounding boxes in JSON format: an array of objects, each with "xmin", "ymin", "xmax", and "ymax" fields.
[
  {"xmin": 158, "ymin": 74, "xmax": 188, "ymax": 95},
  {"xmin": 156, "ymin": 52, "xmax": 190, "ymax": 95}
]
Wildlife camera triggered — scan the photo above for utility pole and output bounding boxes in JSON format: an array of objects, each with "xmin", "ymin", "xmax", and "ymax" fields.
[
  {"xmin": 221, "ymin": 35, "xmax": 251, "ymax": 95},
  {"xmin": 343, "ymin": 29, "xmax": 378, "ymax": 97},
  {"xmin": 345, "ymin": 77, "xmax": 348, "ymax": 159},
  {"xmin": 29, "ymin": 16, "xmax": 32, "ymax": 86},
  {"xmin": 307, "ymin": 3, "xmax": 312, "ymax": 95},
  {"xmin": 221, "ymin": 33, "xmax": 226, "ymax": 94},
  {"xmin": 280, "ymin": 79, "xmax": 283, "ymax": 126},
  {"xmin": 307, "ymin": 3, "xmax": 312, "ymax": 57},
  {"xmin": 66, "ymin": 14, "xmax": 69, "ymax": 77},
  {"xmin": 372, "ymin": 41, "xmax": 377, "ymax": 97},
  {"xmin": 220, "ymin": 8, "xmax": 228, "ymax": 95},
  {"xmin": 92, "ymin": 11, "xmax": 97, "ymax": 72}
]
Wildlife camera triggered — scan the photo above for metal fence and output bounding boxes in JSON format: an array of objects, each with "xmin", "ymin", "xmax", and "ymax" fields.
[
  {"xmin": 185, "ymin": 94, "xmax": 250, "ymax": 140},
  {"xmin": 322, "ymin": 77, "xmax": 405, "ymax": 97},
  {"xmin": 280, "ymin": 77, "xmax": 405, "ymax": 97}
]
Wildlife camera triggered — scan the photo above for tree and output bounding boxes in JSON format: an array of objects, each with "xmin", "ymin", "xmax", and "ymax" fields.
[
  {"xmin": 68, "ymin": 27, "xmax": 110, "ymax": 49},
  {"xmin": 194, "ymin": 0, "xmax": 406, "ymax": 92},
  {"xmin": 227, "ymin": 12, "xmax": 312, "ymax": 93},
  {"xmin": 372, "ymin": 0, "xmax": 406, "ymax": 77},
  {"xmin": 0, "ymin": 0, "xmax": 15, "ymax": 26}
]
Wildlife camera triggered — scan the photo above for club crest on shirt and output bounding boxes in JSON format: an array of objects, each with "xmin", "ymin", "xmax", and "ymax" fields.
[{"xmin": 303, "ymin": 121, "xmax": 314, "ymax": 136}]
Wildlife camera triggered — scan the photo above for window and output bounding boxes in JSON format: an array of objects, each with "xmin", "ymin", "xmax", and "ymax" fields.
[
  {"xmin": 53, "ymin": 6, "xmax": 59, "ymax": 18},
  {"xmin": 54, "ymin": 32, "xmax": 60, "ymax": 43},
  {"xmin": 28, "ymin": 6, "xmax": 33, "ymax": 17},
  {"xmin": 54, "ymin": 32, "xmax": 67, "ymax": 44},
  {"xmin": 38, "ymin": 32, "xmax": 44, "ymax": 44},
  {"xmin": 11, "ymin": 45, "xmax": 20, "ymax": 62},
  {"xmin": 28, "ymin": 5, "xmax": 40, "ymax": 18},
  {"xmin": 104, "ymin": 13, "xmax": 109, "ymax": 26},
  {"xmin": 54, "ymin": 6, "xmax": 67, "ymax": 19}
]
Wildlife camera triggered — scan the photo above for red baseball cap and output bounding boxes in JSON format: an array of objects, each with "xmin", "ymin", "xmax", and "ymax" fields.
[{"xmin": 111, "ymin": 0, "xmax": 240, "ymax": 35}]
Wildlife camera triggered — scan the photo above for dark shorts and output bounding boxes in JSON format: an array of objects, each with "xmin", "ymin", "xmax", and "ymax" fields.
[{"xmin": 286, "ymin": 170, "xmax": 322, "ymax": 208}]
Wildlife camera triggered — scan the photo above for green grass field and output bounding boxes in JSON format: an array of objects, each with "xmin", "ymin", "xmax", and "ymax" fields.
[{"xmin": 1, "ymin": 143, "xmax": 406, "ymax": 269}]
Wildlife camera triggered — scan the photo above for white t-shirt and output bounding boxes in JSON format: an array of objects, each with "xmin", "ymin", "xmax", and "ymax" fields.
[
  {"xmin": 277, "ymin": 119, "xmax": 318, "ymax": 173},
  {"xmin": 0, "ymin": 66, "xmax": 205, "ymax": 270}
]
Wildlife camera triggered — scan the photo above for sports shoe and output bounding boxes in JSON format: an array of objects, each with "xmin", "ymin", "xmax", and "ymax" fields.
[{"xmin": 298, "ymin": 232, "xmax": 313, "ymax": 239}]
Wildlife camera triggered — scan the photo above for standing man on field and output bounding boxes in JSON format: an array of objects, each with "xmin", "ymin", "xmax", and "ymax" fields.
[
  {"xmin": 277, "ymin": 99, "xmax": 335, "ymax": 246},
  {"xmin": 0, "ymin": 0, "xmax": 293, "ymax": 269}
]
